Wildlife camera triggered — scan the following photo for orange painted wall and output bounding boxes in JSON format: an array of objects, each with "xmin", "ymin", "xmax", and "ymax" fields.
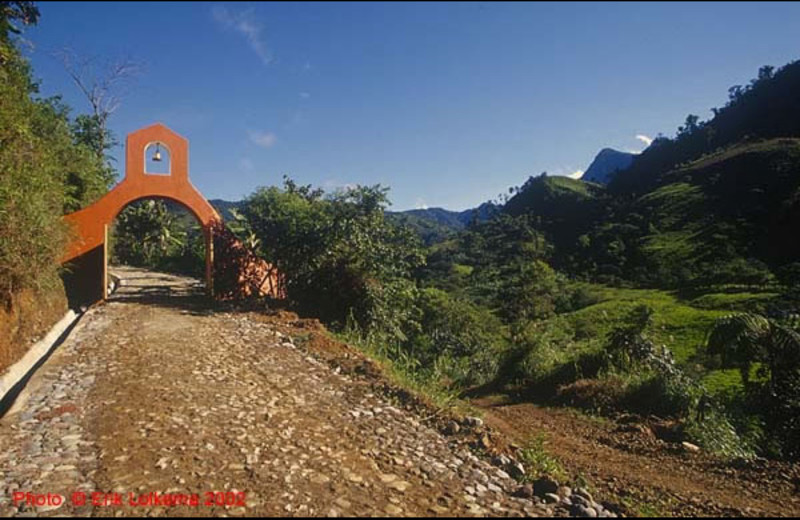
[
  {"xmin": 62, "ymin": 123, "xmax": 220, "ymax": 263},
  {"xmin": 61, "ymin": 123, "xmax": 284, "ymax": 302}
]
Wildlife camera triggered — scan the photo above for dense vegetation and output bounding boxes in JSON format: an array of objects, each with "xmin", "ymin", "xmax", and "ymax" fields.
[
  {"xmin": 228, "ymin": 61, "xmax": 800, "ymax": 462},
  {"xmin": 109, "ymin": 199, "xmax": 206, "ymax": 278},
  {"xmin": 0, "ymin": 2, "xmax": 112, "ymax": 305}
]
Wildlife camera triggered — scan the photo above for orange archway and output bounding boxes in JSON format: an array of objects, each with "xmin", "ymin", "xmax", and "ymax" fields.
[{"xmin": 61, "ymin": 123, "xmax": 281, "ymax": 306}]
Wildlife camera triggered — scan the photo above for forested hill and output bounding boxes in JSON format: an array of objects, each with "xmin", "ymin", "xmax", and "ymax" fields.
[
  {"xmin": 211, "ymin": 198, "xmax": 498, "ymax": 246},
  {"xmin": 495, "ymin": 61, "xmax": 800, "ymax": 290},
  {"xmin": 209, "ymin": 199, "xmax": 243, "ymax": 222},
  {"xmin": 611, "ymin": 60, "xmax": 800, "ymax": 194},
  {"xmin": 386, "ymin": 202, "xmax": 498, "ymax": 245}
]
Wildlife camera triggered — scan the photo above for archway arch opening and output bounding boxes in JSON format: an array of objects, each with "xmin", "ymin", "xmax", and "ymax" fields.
[
  {"xmin": 108, "ymin": 196, "xmax": 208, "ymax": 292},
  {"xmin": 62, "ymin": 123, "xmax": 283, "ymax": 308}
]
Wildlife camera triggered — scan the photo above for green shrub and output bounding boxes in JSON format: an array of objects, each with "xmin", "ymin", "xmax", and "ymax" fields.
[
  {"xmin": 517, "ymin": 434, "xmax": 567, "ymax": 482},
  {"xmin": 0, "ymin": 6, "xmax": 110, "ymax": 307},
  {"xmin": 683, "ymin": 409, "xmax": 756, "ymax": 461},
  {"xmin": 409, "ymin": 288, "xmax": 508, "ymax": 387},
  {"xmin": 622, "ymin": 371, "xmax": 697, "ymax": 418},
  {"xmin": 243, "ymin": 178, "xmax": 425, "ymax": 340},
  {"xmin": 111, "ymin": 200, "xmax": 186, "ymax": 268}
]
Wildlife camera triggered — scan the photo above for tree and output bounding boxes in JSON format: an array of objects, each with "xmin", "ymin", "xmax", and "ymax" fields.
[
  {"xmin": 0, "ymin": 1, "xmax": 38, "ymax": 43},
  {"xmin": 756, "ymin": 65, "xmax": 774, "ymax": 83},
  {"xmin": 242, "ymin": 178, "xmax": 424, "ymax": 337},
  {"xmin": 0, "ymin": 2, "xmax": 109, "ymax": 304},
  {"xmin": 677, "ymin": 114, "xmax": 700, "ymax": 137},
  {"xmin": 56, "ymin": 48, "xmax": 142, "ymax": 172},
  {"xmin": 727, "ymin": 85, "xmax": 744, "ymax": 105}
]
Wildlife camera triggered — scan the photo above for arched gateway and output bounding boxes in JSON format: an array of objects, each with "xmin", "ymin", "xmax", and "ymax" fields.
[{"xmin": 61, "ymin": 123, "xmax": 280, "ymax": 306}]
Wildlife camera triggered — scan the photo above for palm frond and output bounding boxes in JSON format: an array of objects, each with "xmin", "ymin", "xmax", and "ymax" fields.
[{"xmin": 707, "ymin": 313, "xmax": 770, "ymax": 367}]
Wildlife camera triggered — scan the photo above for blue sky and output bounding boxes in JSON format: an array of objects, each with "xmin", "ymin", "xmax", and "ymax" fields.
[{"xmin": 23, "ymin": 1, "xmax": 800, "ymax": 211}]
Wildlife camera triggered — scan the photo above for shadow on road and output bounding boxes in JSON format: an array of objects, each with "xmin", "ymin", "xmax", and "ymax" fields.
[{"xmin": 108, "ymin": 267, "xmax": 213, "ymax": 315}]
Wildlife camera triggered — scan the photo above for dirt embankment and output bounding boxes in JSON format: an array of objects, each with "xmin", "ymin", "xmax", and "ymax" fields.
[{"xmin": 0, "ymin": 286, "xmax": 67, "ymax": 375}]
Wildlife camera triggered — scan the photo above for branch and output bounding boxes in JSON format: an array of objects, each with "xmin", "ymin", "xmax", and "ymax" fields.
[{"xmin": 55, "ymin": 47, "xmax": 143, "ymax": 120}]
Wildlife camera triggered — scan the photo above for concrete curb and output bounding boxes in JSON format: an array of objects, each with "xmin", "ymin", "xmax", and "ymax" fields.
[
  {"xmin": 0, "ymin": 308, "xmax": 80, "ymax": 409},
  {"xmin": 0, "ymin": 272, "xmax": 122, "ymax": 415}
]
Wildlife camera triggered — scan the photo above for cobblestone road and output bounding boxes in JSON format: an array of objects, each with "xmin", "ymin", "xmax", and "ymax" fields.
[{"xmin": 0, "ymin": 267, "xmax": 553, "ymax": 517}]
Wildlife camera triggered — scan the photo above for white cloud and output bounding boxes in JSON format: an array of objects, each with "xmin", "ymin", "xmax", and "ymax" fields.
[
  {"xmin": 415, "ymin": 198, "xmax": 429, "ymax": 210},
  {"xmin": 249, "ymin": 131, "xmax": 276, "ymax": 148},
  {"xmin": 552, "ymin": 168, "xmax": 584, "ymax": 179},
  {"xmin": 212, "ymin": 5, "xmax": 273, "ymax": 65},
  {"xmin": 635, "ymin": 134, "xmax": 653, "ymax": 147}
]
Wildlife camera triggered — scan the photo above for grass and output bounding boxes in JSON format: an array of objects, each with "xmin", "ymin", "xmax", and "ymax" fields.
[
  {"xmin": 553, "ymin": 284, "xmax": 728, "ymax": 363},
  {"xmin": 701, "ymin": 368, "xmax": 743, "ymax": 395},
  {"xmin": 671, "ymin": 137, "xmax": 800, "ymax": 174},
  {"xmin": 544, "ymin": 175, "xmax": 596, "ymax": 198},
  {"xmin": 689, "ymin": 291, "xmax": 780, "ymax": 312},
  {"xmin": 333, "ymin": 330, "xmax": 463, "ymax": 412},
  {"xmin": 617, "ymin": 494, "xmax": 670, "ymax": 518},
  {"xmin": 520, "ymin": 283, "xmax": 779, "ymax": 396},
  {"xmin": 452, "ymin": 263, "xmax": 474, "ymax": 276}
]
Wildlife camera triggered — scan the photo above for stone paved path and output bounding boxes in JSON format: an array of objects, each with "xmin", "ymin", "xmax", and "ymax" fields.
[{"xmin": 0, "ymin": 267, "xmax": 551, "ymax": 517}]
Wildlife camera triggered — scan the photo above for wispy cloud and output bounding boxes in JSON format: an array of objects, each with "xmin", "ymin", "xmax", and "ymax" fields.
[
  {"xmin": 212, "ymin": 5, "xmax": 273, "ymax": 65},
  {"xmin": 323, "ymin": 179, "xmax": 357, "ymax": 192},
  {"xmin": 249, "ymin": 130, "xmax": 276, "ymax": 148},
  {"xmin": 415, "ymin": 198, "xmax": 429, "ymax": 210},
  {"xmin": 635, "ymin": 134, "xmax": 653, "ymax": 147},
  {"xmin": 299, "ymin": 92, "xmax": 311, "ymax": 99}
]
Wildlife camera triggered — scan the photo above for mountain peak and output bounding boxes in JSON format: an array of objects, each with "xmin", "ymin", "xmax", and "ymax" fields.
[{"xmin": 581, "ymin": 148, "xmax": 636, "ymax": 184}]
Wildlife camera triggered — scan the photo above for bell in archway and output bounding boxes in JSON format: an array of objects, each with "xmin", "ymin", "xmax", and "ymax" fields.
[{"xmin": 153, "ymin": 144, "xmax": 162, "ymax": 162}]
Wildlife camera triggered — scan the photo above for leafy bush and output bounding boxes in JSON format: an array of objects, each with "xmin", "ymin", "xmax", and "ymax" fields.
[
  {"xmin": 242, "ymin": 177, "xmax": 424, "ymax": 340},
  {"xmin": 409, "ymin": 288, "xmax": 508, "ymax": 387},
  {"xmin": 0, "ymin": 5, "xmax": 110, "ymax": 307},
  {"xmin": 517, "ymin": 434, "xmax": 567, "ymax": 482},
  {"xmin": 706, "ymin": 312, "xmax": 800, "ymax": 459},
  {"xmin": 622, "ymin": 371, "xmax": 697, "ymax": 418},
  {"xmin": 111, "ymin": 200, "xmax": 186, "ymax": 266},
  {"xmin": 683, "ymin": 409, "xmax": 756, "ymax": 461}
]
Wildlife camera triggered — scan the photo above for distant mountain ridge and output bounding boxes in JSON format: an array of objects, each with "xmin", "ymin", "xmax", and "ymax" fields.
[
  {"xmin": 389, "ymin": 202, "xmax": 498, "ymax": 228},
  {"xmin": 210, "ymin": 199, "xmax": 242, "ymax": 222},
  {"xmin": 211, "ymin": 198, "xmax": 497, "ymax": 245},
  {"xmin": 386, "ymin": 202, "xmax": 498, "ymax": 245},
  {"xmin": 580, "ymin": 148, "xmax": 636, "ymax": 184}
]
